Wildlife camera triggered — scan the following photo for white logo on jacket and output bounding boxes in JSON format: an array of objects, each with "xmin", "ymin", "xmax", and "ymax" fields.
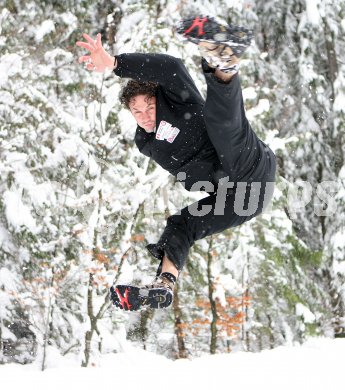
[{"xmin": 156, "ymin": 120, "xmax": 180, "ymax": 143}]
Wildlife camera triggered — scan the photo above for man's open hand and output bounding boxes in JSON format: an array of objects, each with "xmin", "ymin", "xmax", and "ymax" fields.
[{"xmin": 76, "ymin": 33, "xmax": 116, "ymax": 72}]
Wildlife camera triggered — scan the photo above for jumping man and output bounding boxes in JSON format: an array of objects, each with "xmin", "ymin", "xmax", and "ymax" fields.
[{"xmin": 76, "ymin": 16, "xmax": 276, "ymax": 311}]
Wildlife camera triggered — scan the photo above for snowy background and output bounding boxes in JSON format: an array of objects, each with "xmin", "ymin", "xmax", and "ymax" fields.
[
  {"xmin": 0, "ymin": 0, "xmax": 344, "ymax": 385},
  {"xmin": 1, "ymin": 338, "xmax": 344, "ymax": 390}
]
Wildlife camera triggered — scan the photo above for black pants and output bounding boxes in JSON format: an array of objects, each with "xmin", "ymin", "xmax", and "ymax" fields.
[{"xmin": 147, "ymin": 71, "xmax": 276, "ymax": 272}]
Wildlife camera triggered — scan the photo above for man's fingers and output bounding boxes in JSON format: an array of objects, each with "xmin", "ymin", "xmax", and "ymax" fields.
[
  {"xmin": 78, "ymin": 55, "xmax": 91, "ymax": 63},
  {"xmin": 82, "ymin": 33, "xmax": 97, "ymax": 48},
  {"xmin": 76, "ymin": 41, "xmax": 95, "ymax": 52},
  {"xmin": 86, "ymin": 63, "xmax": 96, "ymax": 71},
  {"xmin": 96, "ymin": 33, "xmax": 102, "ymax": 49}
]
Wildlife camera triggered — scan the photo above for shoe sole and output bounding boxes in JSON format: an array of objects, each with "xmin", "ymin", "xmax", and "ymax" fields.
[
  {"xmin": 110, "ymin": 285, "xmax": 173, "ymax": 311},
  {"xmin": 176, "ymin": 16, "xmax": 253, "ymax": 57}
]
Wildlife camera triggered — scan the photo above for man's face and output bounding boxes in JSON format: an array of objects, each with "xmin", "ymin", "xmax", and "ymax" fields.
[{"xmin": 128, "ymin": 94, "xmax": 156, "ymax": 133}]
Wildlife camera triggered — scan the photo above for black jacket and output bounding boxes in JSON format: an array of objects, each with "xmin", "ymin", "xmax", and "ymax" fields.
[{"xmin": 114, "ymin": 53, "xmax": 219, "ymax": 191}]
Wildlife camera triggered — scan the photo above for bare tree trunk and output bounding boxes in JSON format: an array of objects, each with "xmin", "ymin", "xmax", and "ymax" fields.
[
  {"xmin": 162, "ymin": 184, "xmax": 188, "ymax": 358},
  {"xmin": 139, "ymin": 310, "xmax": 152, "ymax": 350},
  {"xmin": 207, "ymin": 238, "xmax": 218, "ymax": 354},
  {"xmin": 41, "ymin": 269, "xmax": 55, "ymax": 371},
  {"xmin": 245, "ymin": 296, "xmax": 250, "ymax": 352},
  {"xmin": 322, "ymin": 17, "xmax": 338, "ymax": 95},
  {"xmin": 82, "ymin": 272, "xmax": 96, "ymax": 367},
  {"xmin": 322, "ymin": 17, "xmax": 344, "ymax": 177},
  {"xmin": 126, "ymin": 301, "xmax": 153, "ymax": 349},
  {"xmin": 173, "ymin": 281, "xmax": 188, "ymax": 359},
  {"xmin": 242, "ymin": 256, "xmax": 251, "ymax": 352},
  {"xmin": 267, "ymin": 314, "xmax": 275, "ymax": 349},
  {"xmin": 322, "ymin": 267, "xmax": 345, "ymax": 338},
  {"xmin": 82, "ymin": 190, "xmax": 106, "ymax": 368}
]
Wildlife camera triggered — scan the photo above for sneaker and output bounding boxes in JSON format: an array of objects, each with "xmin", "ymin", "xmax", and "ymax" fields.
[
  {"xmin": 110, "ymin": 273, "xmax": 174, "ymax": 311},
  {"xmin": 175, "ymin": 15, "xmax": 253, "ymax": 57},
  {"xmin": 199, "ymin": 42, "xmax": 240, "ymax": 74}
]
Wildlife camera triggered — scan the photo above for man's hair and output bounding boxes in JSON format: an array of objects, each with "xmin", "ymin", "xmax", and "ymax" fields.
[{"xmin": 119, "ymin": 80, "xmax": 158, "ymax": 109}]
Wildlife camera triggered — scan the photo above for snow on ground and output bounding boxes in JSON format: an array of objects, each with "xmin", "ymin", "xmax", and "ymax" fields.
[{"xmin": 1, "ymin": 337, "xmax": 344, "ymax": 390}]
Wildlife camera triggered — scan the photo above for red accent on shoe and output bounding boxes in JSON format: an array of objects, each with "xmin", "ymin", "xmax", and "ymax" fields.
[
  {"xmin": 184, "ymin": 16, "xmax": 208, "ymax": 37},
  {"xmin": 115, "ymin": 287, "xmax": 132, "ymax": 310}
]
